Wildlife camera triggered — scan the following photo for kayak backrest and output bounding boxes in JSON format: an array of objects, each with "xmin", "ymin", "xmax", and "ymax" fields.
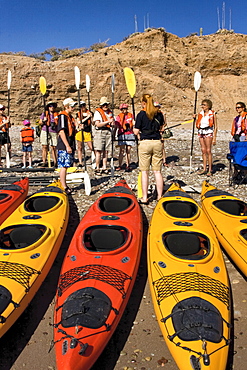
[
  {"xmin": 99, "ymin": 197, "xmax": 132, "ymax": 213},
  {"xmin": 163, "ymin": 231, "xmax": 209, "ymax": 260},
  {"xmin": 25, "ymin": 196, "xmax": 60, "ymax": 212},
  {"xmin": 0, "ymin": 224, "xmax": 46, "ymax": 249},
  {"xmin": 163, "ymin": 201, "xmax": 198, "ymax": 218},
  {"xmin": 84, "ymin": 226, "xmax": 128, "ymax": 252},
  {"xmin": 213, "ymin": 199, "xmax": 247, "ymax": 216}
]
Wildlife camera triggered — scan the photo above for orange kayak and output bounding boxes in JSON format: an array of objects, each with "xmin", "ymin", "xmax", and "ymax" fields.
[
  {"xmin": 0, "ymin": 178, "xmax": 29, "ymax": 225},
  {"xmin": 54, "ymin": 179, "xmax": 143, "ymax": 370}
]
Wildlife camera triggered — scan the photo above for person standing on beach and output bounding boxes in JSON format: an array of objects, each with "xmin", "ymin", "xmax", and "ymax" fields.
[
  {"xmin": 0, "ymin": 104, "xmax": 11, "ymax": 167},
  {"xmin": 20, "ymin": 120, "xmax": 34, "ymax": 168},
  {"xmin": 93, "ymin": 97, "xmax": 114, "ymax": 175},
  {"xmin": 196, "ymin": 99, "xmax": 217, "ymax": 176},
  {"xmin": 231, "ymin": 102, "xmax": 247, "ymax": 142},
  {"xmin": 39, "ymin": 101, "xmax": 58, "ymax": 167},
  {"xmin": 57, "ymin": 98, "xmax": 77, "ymax": 194},
  {"xmin": 133, "ymin": 94, "xmax": 164, "ymax": 204}
]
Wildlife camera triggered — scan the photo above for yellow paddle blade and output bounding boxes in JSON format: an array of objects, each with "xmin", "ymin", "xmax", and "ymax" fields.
[
  {"xmin": 55, "ymin": 167, "xmax": 78, "ymax": 173},
  {"xmin": 39, "ymin": 76, "xmax": 46, "ymax": 95},
  {"xmin": 124, "ymin": 67, "xmax": 136, "ymax": 98},
  {"xmin": 180, "ymin": 119, "xmax": 193, "ymax": 125},
  {"xmin": 137, "ymin": 172, "xmax": 142, "ymax": 199}
]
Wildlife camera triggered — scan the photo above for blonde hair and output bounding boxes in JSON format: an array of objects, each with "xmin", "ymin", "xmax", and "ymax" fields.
[{"xmin": 141, "ymin": 94, "xmax": 157, "ymax": 120}]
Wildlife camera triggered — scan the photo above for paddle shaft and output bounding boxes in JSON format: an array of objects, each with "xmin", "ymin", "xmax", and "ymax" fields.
[
  {"xmin": 190, "ymin": 90, "xmax": 198, "ymax": 157},
  {"xmin": 77, "ymin": 89, "xmax": 87, "ymax": 172},
  {"xmin": 111, "ymin": 75, "xmax": 115, "ymax": 177}
]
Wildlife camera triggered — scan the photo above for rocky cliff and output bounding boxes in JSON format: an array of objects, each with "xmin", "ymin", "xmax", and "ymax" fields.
[{"xmin": 1, "ymin": 29, "xmax": 247, "ymax": 129}]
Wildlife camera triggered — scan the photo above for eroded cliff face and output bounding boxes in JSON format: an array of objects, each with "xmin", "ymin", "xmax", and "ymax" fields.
[{"xmin": 1, "ymin": 29, "xmax": 247, "ymax": 128}]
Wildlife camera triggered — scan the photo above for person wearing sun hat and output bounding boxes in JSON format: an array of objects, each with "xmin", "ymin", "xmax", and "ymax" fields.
[
  {"xmin": 0, "ymin": 103, "xmax": 11, "ymax": 167},
  {"xmin": 57, "ymin": 98, "xmax": 77, "ymax": 194},
  {"xmin": 115, "ymin": 103, "xmax": 135, "ymax": 172},
  {"xmin": 39, "ymin": 100, "xmax": 58, "ymax": 167},
  {"xmin": 93, "ymin": 96, "xmax": 115, "ymax": 175}
]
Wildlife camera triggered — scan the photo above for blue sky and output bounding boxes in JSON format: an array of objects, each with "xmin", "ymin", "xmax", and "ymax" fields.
[{"xmin": 0, "ymin": 0, "xmax": 246, "ymax": 55}]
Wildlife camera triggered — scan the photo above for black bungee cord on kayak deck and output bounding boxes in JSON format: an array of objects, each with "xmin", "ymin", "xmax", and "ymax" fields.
[{"xmin": 152, "ymin": 261, "xmax": 231, "ymax": 368}]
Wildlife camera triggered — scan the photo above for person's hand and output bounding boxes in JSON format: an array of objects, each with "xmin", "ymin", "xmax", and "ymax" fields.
[
  {"xmin": 66, "ymin": 145, "xmax": 72, "ymax": 153},
  {"xmin": 212, "ymin": 138, "xmax": 216, "ymax": 145}
]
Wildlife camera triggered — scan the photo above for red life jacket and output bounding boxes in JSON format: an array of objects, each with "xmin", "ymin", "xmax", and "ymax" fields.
[
  {"xmin": 59, "ymin": 111, "xmax": 76, "ymax": 136},
  {"xmin": 21, "ymin": 127, "xmax": 34, "ymax": 143},
  {"xmin": 196, "ymin": 110, "xmax": 215, "ymax": 129},
  {"xmin": 0, "ymin": 115, "xmax": 10, "ymax": 132},
  {"xmin": 118, "ymin": 112, "xmax": 133, "ymax": 130},
  {"xmin": 96, "ymin": 107, "xmax": 113, "ymax": 128}
]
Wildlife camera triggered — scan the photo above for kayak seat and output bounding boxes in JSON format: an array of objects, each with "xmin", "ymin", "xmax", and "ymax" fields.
[
  {"xmin": 163, "ymin": 232, "xmax": 209, "ymax": 260},
  {"xmin": 25, "ymin": 196, "xmax": 60, "ymax": 212},
  {"xmin": 99, "ymin": 197, "xmax": 132, "ymax": 213},
  {"xmin": 61, "ymin": 287, "xmax": 112, "ymax": 329},
  {"xmin": 0, "ymin": 225, "xmax": 46, "ymax": 249},
  {"xmin": 84, "ymin": 226, "xmax": 127, "ymax": 252},
  {"xmin": 163, "ymin": 201, "xmax": 198, "ymax": 218},
  {"xmin": 0, "ymin": 194, "xmax": 9, "ymax": 202},
  {"xmin": 240, "ymin": 229, "xmax": 247, "ymax": 240},
  {"xmin": 213, "ymin": 199, "xmax": 247, "ymax": 216}
]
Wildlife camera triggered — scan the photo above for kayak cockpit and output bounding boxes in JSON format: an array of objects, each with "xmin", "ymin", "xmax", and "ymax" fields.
[
  {"xmin": 162, "ymin": 201, "xmax": 198, "ymax": 219},
  {"xmin": 162, "ymin": 231, "xmax": 210, "ymax": 260},
  {"xmin": 0, "ymin": 193, "xmax": 11, "ymax": 203},
  {"xmin": 0, "ymin": 224, "xmax": 47, "ymax": 250},
  {"xmin": 24, "ymin": 196, "xmax": 61, "ymax": 213},
  {"xmin": 98, "ymin": 196, "xmax": 133, "ymax": 213},
  {"xmin": 84, "ymin": 226, "xmax": 129, "ymax": 252},
  {"xmin": 213, "ymin": 199, "xmax": 247, "ymax": 216}
]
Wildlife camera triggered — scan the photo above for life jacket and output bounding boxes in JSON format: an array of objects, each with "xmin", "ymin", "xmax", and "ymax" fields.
[
  {"xmin": 59, "ymin": 111, "xmax": 76, "ymax": 137},
  {"xmin": 231, "ymin": 112, "xmax": 247, "ymax": 136},
  {"xmin": 95, "ymin": 107, "xmax": 113, "ymax": 128},
  {"xmin": 78, "ymin": 109, "xmax": 91, "ymax": 126},
  {"xmin": 45, "ymin": 111, "xmax": 58, "ymax": 127},
  {"xmin": 118, "ymin": 112, "xmax": 133, "ymax": 131},
  {"xmin": 196, "ymin": 110, "xmax": 215, "ymax": 129},
  {"xmin": 0, "ymin": 115, "xmax": 10, "ymax": 132},
  {"xmin": 21, "ymin": 127, "xmax": 34, "ymax": 143}
]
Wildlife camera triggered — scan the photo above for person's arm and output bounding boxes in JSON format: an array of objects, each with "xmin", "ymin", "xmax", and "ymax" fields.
[{"xmin": 213, "ymin": 113, "xmax": 218, "ymax": 145}]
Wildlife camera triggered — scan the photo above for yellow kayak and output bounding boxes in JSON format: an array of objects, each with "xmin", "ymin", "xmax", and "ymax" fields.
[
  {"xmin": 201, "ymin": 180, "xmax": 247, "ymax": 276},
  {"xmin": 0, "ymin": 180, "xmax": 69, "ymax": 338},
  {"xmin": 148, "ymin": 183, "xmax": 231, "ymax": 370}
]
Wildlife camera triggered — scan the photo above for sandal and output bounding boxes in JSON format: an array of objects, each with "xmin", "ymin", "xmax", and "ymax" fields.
[
  {"xmin": 197, "ymin": 169, "xmax": 207, "ymax": 175},
  {"xmin": 65, "ymin": 187, "xmax": 73, "ymax": 195},
  {"xmin": 95, "ymin": 169, "xmax": 101, "ymax": 175},
  {"xmin": 102, "ymin": 169, "xmax": 109, "ymax": 174},
  {"xmin": 207, "ymin": 171, "xmax": 213, "ymax": 177},
  {"xmin": 138, "ymin": 198, "xmax": 149, "ymax": 205},
  {"xmin": 115, "ymin": 166, "xmax": 122, "ymax": 171}
]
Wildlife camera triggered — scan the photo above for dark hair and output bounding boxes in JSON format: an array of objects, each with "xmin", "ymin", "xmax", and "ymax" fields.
[
  {"xmin": 236, "ymin": 101, "xmax": 246, "ymax": 111},
  {"xmin": 202, "ymin": 99, "xmax": 213, "ymax": 110}
]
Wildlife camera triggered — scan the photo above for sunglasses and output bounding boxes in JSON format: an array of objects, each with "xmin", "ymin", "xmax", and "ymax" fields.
[{"xmin": 236, "ymin": 106, "xmax": 243, "ymax": 109}]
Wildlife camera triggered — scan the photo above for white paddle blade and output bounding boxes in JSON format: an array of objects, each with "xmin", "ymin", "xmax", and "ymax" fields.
[
  {"xmin": 111, "ymin": 74, "xmax": 115, "ymax": 93},
  {"xmin": 74, "ymin": 66, "xmax": 80, "ymax": 90},
  {"xmin": 84, "ymin": 172, "xmax": 91, "ymax": 195},
  {"xmin": 6, "ymin": 152, "xmax": 10, "ymax": 168},
  {"xmin": 194, "ymin": 71, "xmax": 201, "ymax": 92},
  {"xmin": 86, "ymin": 74, "xmax": 90, "ymax": 93},
  {"xmin": 7, "ymin": 70, "xmax": 12, "ymax": 90}
]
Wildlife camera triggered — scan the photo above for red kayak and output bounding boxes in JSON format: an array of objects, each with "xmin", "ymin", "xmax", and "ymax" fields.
[
  {"xmin": 0, "ymin": 178, "xmax": 29, "ymax": 224},
  {"xmin": 53, "ymin": 179, "xmax": 143, "ymax": 370}
]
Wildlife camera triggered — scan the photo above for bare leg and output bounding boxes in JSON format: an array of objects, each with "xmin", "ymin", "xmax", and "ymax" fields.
[
  {"xmin": 118, "ymin": 145, "xmax": 125, "ymax": 167},
  {"xmin": 102, "ymin": 150, "xmax": 108, "ymax": 170},
  {"xmin": 28, "ymin": 152, "xmax": 32, "ymax": 167},
  {"xmin": 199, "ymin": 137, "xmax": 207, "ymax": 172},
  {"xmin": 153, "ymin": 170, "xmax": 164, "ymax": 200},
  {"xmin": 141, "ymin": 170, "xmax": 149, "ymax": 202},
  {"xmin": 76, "ymin": 141, "xmax": 83, "ymax": 165},
  {"xmin": 126, "ymin": 145, "xmax": 132, "ymax": 167},
  {"xmin": 51, "ymin": 146, "xmax": 57, "ymax": 166},
  {"xmin": 95, "ymin": 150, "xmax": 101, "ymax": 170},
  {"xmin": 204, "ymin": 136, "xmax": 213, "ymax": 172},
  {"xmin": 42, "ymin": 145, "xmax": 48, "ymax": 163},
  {"xmin": 59, "ymin": 167, "xmax": 67, "ymax": 189}
]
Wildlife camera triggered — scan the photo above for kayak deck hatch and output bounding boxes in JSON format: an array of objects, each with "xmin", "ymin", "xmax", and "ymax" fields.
[
  {"xmin": 213, "ymin": 199, "xmax": 247, "ymax": 216},
  {"xmin": 84, "ymin": 226, "xmax": 128, "ymax": 252},
  {"xmin": 25, "ymin": 196, "xmax": 60, "ymax": 212},
  {"xmin": 0, "ymin": 224, "xmax": 47, "ymax": 250},
  {"xmin": 163, "ymin": 200, "xmax": 198, "ymax": 218},
  {"xmin": 99, "ymin": 197, "xmax": 132, "ymax": 213},
  {"xmin": 162, "ymin": 231, "xmax": 210, "ymax": 260}
]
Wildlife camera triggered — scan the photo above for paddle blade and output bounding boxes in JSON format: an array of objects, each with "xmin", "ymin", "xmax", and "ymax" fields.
[
  {"xmin": 137, "ymin": 172, "xmax": 142, "ymax": 199},
  {"xmin": 7, "ymin": 70, "xmax": 12, "ymax": 90},
  {"xmin": 86, "ymin": 74, "xmax": 90, "ymax": 93},
  {"xmin": 111, "ymin": 74, "xmax": 115, "ymax": 93},
  {"xmin": 124, "ymin": 67, "xmax": 136, "ymax": 98},
  {"xmin": 74, "ymin": 66, "xmax": 80, "ymax": 90},
  {"xmin": 39, "ymin": 76, "xmax": 46, "ymax": 95},
  {"xmin": 84, "ymin": 172, "xmax": 91, "ymax": 195},
  {"xmin": 194, "ymin": 71, "xmax": 201, "ymax": 92}
]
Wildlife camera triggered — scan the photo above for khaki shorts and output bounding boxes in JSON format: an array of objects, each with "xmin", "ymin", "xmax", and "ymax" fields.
[
  {"xmin": 93, "ymin": 129, "xmax": 112, "ymax": 151},
  {"xmin": 75, "ymin": 131, "xmax": 92, "ymax": 142},
  {"xmin": 139, "ymin": 140, "xmax": 163, "ymax": 171},
  {"xmin": 40, "ymin": 130, "xmax": 57, "ymax": 147}
]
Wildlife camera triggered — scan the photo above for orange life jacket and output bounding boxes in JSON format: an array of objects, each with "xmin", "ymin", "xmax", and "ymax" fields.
[
  {"xmin": 196, "ymin": 110, "xmax": 215, "ymax": 129},
  {"xmin": 78, "ymin": 109, "xmax": 91, "ymax": 126},
  {"xmin": 118, "ymin": 112, "xmax": 133, "ymax": 130},
  {"xmin": 231, "ymin": 112, "xmax": 247, "ymax": 136},
  {"xmin": 95, "ymin": 107, "xmax": 113, "ymax": 128},
  {"xmin": 45, "ymin": 111, "xmax": 58, "ymax": 127},
  {"xmin": 0, "ymin": 115, "xmax": 10, "ymax": 132},
  {"xmin": 59, "ymin": 111, "xmax": 75, "ymax": 137},
  {"xmin": 21, "ymin": 127, "xmax": 34, "ymax": 143}
]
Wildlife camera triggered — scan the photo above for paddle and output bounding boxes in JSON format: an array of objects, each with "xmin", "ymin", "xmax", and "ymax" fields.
[
  {"xmin": 6, "ymin": 70, "xmax": 11, "ymax": 168},
  {"xmin": 168, "ymin": 119, "xmax": 193, "ymax": 130},
  {"xmin": 123, "ymin": 67, "xmax": 142, "ymax": 197},
  {"xmin": 74, "ymin": 66, "xmax": 91, "ymax": 195},
  {"xmin": 189, "ymin": 71, "xmax": 201, "ymax": 172},
  {"xmin": 39, "ymin": 76, "xmax": 51, "ymax": 168},
  {"xmin": 85, "ymin": 74, "xmax": 95, "ymax": 169},
  {"xmin": 110, "ymin": 73, "xmax": 115, "ymax": 177}
]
